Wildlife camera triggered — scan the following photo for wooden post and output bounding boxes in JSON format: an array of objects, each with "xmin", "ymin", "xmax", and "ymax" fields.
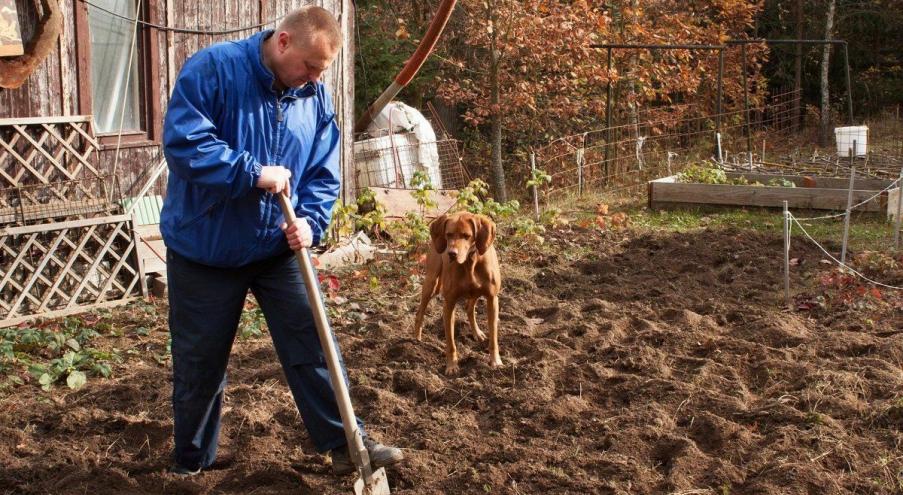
[
  {"xmin": 840, "ymin": 149, "xmax": 855, "ymax": 267},
  {"xmin": 530, "ymin": 151, "xmax": 539, "ymax": 220},
  {"xmin": 783, "ymin": 200, "xmax": 791, "ymax": 308},
  {"xmin": 894, "ymin": 168, "xmax": 903, "ymax": 250}
]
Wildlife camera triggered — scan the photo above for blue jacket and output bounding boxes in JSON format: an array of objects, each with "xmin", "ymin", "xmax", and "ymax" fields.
[{"xmin": 161, "ymin": 30, "xmax": 341, "ymax": 267}]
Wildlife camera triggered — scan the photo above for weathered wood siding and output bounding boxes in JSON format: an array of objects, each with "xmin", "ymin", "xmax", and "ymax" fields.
[{"xmin": 1, "ymin": 0, "xmax": 354, "ymax": 200}]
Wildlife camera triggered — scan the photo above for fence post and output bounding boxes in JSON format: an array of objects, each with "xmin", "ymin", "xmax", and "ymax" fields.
[
  {"xmin": 577, "ymin": 134, "xmax": 586, "ymax": 197},
  {"xmin": 894, "ymin": 167, "xmax": 903, "ymax": 250},
  {"xmin": 716, "ymin": 132, "xmax": 723, "ymax": 164},
  {"xmin": 784, "ymin": 200, "xmax": 791, "ymax": 308},
  {"xmin": 530, "ymin": 151, "xmax": 539, "ymax": 220},
  {"xmin": 840, "ymin": 145, "xmax": 856, "ymax": 267}
]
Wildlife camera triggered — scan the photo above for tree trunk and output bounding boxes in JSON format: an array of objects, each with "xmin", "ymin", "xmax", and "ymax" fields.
[
  {"xmin": 819, "ymin": 0, "xmax": 836, "ymax": 146},
  {"xmin": 793, "ymin": 0, "xmax": 803, "ymax": 132},
  {"xmin": 488, "ymin": 1, "xmax": 507, "ymax": 201}
]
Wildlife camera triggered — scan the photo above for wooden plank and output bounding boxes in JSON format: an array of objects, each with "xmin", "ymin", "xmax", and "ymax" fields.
[
  {"xmin": 0, "ymin": 297, "xmax": 139, "ymax": 328},
  {"xmin": 371, "ymin": 188, "xmax": 458, "ymax": 219},
  {"xmin": 725, "ymin": 172, "xmax": 893, "ymax": 191},
  {"xmin": 58, "ymin": 0, "xmax": 76, "ymax": 115},
  {"xmin": 650, "ymin": 181, "xmax": 887, "ymax": 212},
  {"xmin": 340, "ymin": 0, "xmax": 354, "ymax": 204},
  {"xmin": 889, "ymin": 187, "xmax": 901, "ymax": 222},
  {"xmin": 146, "ymin": 0, "xmax": 163, "ymax": 141},
  {"xmin": 0, "ymin": 214, "xmax": 131, "ymax": 236},
  {"xmin": 139, "ymin": 237, "xmax": 167, "ymax": 275},
  {"xmin": 135, "ymin": 223, "xmax": 162, "ymax": 241},
  {"xmin": 74, "ymin": 0, "xmax": 92, "ymax": 117},
  {"xmin": 0, "ymin": 115, "xmax": 93, "ymax": 126}
]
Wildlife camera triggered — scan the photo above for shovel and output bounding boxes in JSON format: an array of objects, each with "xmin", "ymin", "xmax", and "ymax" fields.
[{"xmin": 278, "ymin": 192, "xmax": 391, "ymax": 495}]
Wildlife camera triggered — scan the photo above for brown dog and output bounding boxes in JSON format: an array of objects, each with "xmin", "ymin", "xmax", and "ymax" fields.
[{"xmin": 413, "ymin": 212, "xmax": 502, "ymax": 375}]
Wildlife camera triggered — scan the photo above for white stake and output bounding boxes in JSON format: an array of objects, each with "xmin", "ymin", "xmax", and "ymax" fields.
[
  {"xmin": 840, "ymin": 145, "xmax": 856, "ymax": 268},
  {"xmin": 716, "ymin": 132, "xmax": 723, "ymax": 164},
  {"xmin": 894, "ymin": 168, "xmax": 903, "ymax": 250},
  {"xmin": 576, "ymin": 146, "xmax": 585, "ymax": 197},
  {"xmin": 530, "ymin": 151, "xmax": 539, "ymax": 220},
  {"xmin": 784, "ymin": 200, "xmax": 791, "ymax": 308}
]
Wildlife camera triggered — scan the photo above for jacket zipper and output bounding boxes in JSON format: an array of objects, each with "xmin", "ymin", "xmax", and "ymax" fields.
[{"xmin": 262, "ymin": 95, "xmax": 286, "ymax": 241}]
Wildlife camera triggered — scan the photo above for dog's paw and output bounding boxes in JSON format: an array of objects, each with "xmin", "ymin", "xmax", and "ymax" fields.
[
  {"xmin": 444, "ymin": 362, "xmax": 460, "ymax": 376},
  {"xmin": 489, "ymin": 355, "xmax": 503, "ymax": 368},
  {"xmin": 472, "ymin": 329, "xmax": 487, "ymax": 342}
]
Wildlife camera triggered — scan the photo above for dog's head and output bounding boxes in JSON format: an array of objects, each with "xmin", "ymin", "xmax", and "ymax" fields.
[{"xmin": 430, "ymin": 212, "xmax": 496, "ymax": 264}]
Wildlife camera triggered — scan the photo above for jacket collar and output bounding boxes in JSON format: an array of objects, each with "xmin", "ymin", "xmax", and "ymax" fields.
[{"xmin": 246, "ymin": 30, "xmax": 316, "ymax": 99}]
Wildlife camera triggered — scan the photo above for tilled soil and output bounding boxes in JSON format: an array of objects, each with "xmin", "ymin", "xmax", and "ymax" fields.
[{"xmin": 1, "ymin": 225, "xmax": 901, "ymax": 494}]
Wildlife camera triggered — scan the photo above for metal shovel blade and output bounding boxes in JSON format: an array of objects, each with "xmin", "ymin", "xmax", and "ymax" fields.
[{"xmin": 353, "ymin": 467, "xmax": 391, "ymax": 495}]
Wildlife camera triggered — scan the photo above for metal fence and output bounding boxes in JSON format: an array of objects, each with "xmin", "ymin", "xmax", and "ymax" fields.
[
  {"xmin": 353, "ymin": 130, "xmax": 469, "ymax": 192},
  {"xmin": 533, "ymin": 89, "xmax": 803, "ymax": 199}
]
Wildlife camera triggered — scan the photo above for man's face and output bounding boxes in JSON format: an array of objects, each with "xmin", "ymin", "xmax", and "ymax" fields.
[{"xmin": 272, "ymin": 31, "xmax": 337, "ymax": 89}]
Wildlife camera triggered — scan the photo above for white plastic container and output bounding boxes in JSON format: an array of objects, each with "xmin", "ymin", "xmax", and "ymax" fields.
[
  {"xmin": 353, "ymin": 132, "xmax": 420, "ymax": 189},
  {"xmin": 834, "ymin": 125, "xmax": 868, "ymax": 157}
]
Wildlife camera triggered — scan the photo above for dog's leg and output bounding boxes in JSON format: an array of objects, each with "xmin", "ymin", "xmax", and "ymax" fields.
[
  {"xmin": 413, "ymin": 273, "xmax": 440, "ymax": 341},
  {"xmin": 443, "ymin": 297, "xmax": 459, "ymax": 375},
  {"xmin": 466, "ymin": 298, "xmax": 487, "ymax": 342},
  {"xmin": 487, "ymin": 295, "xmax": 502, "ymax": 367}
]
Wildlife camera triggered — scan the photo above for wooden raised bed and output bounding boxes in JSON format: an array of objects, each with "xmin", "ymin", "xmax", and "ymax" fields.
[{"xmin": 649, "ymin": 172, "xmax": 899, "ymax": 216}]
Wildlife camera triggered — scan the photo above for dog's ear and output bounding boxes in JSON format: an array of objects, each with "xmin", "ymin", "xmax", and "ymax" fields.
[
  {"xmin": 429, "ymin": 214, "xmax": 448, "ymax": 253},
  {"xmin": 475, "ymin": 214, "xmax": 496, "ymax": 254}
]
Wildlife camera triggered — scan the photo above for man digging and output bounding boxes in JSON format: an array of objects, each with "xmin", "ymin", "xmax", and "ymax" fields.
[{"xmin": 160, "ymin": 6, "xmax": 403, "ymax": 477}]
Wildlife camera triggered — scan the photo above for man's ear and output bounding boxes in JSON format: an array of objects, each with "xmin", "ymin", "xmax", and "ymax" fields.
[
  {"xmin": 475, "ymin": 214, "xmax": 496, "ymax": 254},
  {"xmin": 430, "ymin": 215, "xmax": 448, "ymax": 253}
]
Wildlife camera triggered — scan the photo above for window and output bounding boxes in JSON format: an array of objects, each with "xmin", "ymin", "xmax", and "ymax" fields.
[
  {"xmin": 87, "ymin": 0, "xmax": 142, "ymax": 133},
  {"xmin": 76, "ymin": 0, "xmax": 161, "ymax": 145}
]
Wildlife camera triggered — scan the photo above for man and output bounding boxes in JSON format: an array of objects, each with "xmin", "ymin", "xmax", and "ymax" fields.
[{"xmin": 161, "ymin": 6, "xmax": 402, "ymax": 476}]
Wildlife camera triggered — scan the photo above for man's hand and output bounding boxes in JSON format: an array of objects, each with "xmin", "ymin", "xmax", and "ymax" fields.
[
  {"xmin": 257, "ymin": 165, "xmax": 292, "ymax": 194},
  {"xmin": 281, "ymin": 217, "xmax": 313, "ymax": 251}
]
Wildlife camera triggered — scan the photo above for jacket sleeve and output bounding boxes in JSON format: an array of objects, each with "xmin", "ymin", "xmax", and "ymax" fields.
[
  {"xmin": 294, "ymin": 91, "xmax": 341, "ymax": 247},
  {"xmin": 162, "ymin": 51, "xmax": 262, "ymax": 198}
]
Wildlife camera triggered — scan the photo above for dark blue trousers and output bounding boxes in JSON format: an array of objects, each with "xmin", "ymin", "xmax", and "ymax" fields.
[{"xmin": 167, "ymin": 249, "xmax": 362, "ymax": 470}]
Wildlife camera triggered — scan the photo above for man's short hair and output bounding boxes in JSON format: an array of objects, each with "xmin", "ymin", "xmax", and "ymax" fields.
[{"xmin": 278, "ymin": 6, "xmax": 342, "ymax": 51}]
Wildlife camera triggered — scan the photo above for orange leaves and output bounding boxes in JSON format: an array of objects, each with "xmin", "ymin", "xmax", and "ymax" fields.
[
  {"xmin": 593, "ymin": 204, "xmax": 629, "ymax": 231},
  {"xmin": 394, "ymin": 19, "xmax": 410, "ymax": 40}
]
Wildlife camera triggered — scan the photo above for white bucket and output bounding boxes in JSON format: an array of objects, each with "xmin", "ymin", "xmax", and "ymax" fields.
[{"xmin": 834, "ymin": 125, "xmax": 868, "ymax": 157}]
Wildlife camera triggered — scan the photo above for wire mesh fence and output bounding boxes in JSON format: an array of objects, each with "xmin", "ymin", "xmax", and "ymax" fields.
[
  {"xmin": 353, "ymin": 130, "xmax": 469, "ymax": 192},
  {"xmin": 0, "ymin": 176, "xmax": 122, "ymax": 227},
  {"xmin": 534, "ymin": 90, "xmax": 803, "ymax": 200}
]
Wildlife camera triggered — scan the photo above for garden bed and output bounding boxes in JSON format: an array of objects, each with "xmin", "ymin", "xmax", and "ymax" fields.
[{"xmin": 649, "ymin": 172, "xmax": 899, "ymax": 215}]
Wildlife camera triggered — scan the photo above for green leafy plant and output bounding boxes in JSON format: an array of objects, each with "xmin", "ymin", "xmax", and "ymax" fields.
[
  {"xmin": 0, "ymin": 316, "xmax": 121, "ymax": 392},
  {"xmin": 328, "ymin": 187, "xmax": 388, "ymax": 243},
  {"xmin": 767, "ymin": 177, "xmax": 796, "ymax": 188},
  {"xmin": 511, "ymin": 217, "xmax": 547, "ymax": 245},
  {"xmin": 455, "ymin": 179, "xmax": 520, "ymax": 219},
  {"xmin": 409, "ymin": 171, "xmax": 438, "ymax": 213},
  {"xmin": 526, "ymin": 167, "xmax": 552, "ymax": 190},
  {"xmin": 239, "ymin": 304, "xmax": 267, "ymax": 340},
  {"xmin": 676, "ymin": 162, "xmax": 729, "ymax": 185}
]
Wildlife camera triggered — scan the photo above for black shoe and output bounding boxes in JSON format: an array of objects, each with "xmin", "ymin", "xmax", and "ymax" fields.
[
  {"xmin": 168, "ymin": 463, "xmax": 202, "ymax": 477},
  {"xmin": 330, "ymin": 437, "xmax": 404, "ymax": 476}
]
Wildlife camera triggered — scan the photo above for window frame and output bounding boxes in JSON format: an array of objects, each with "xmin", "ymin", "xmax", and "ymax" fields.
[{"xmin": 75, "ymin": 0, "xmax": 162, "ymax": 149}]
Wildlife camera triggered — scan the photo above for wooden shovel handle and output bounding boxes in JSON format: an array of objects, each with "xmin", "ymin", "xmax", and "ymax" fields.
[{"xmin": 276, "ymin": 192, "xmax": 376, "ymax": 481}]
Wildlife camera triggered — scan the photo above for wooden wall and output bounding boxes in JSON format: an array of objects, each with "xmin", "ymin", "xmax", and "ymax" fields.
[{"xmin": 0, "ymin": 0, "xmax": 354, "ymax": 201}]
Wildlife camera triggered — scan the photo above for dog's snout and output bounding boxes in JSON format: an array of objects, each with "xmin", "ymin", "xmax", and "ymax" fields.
[{"xmin": 447, "ymin": 249, "xmax": 458, "ymax": 258}]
